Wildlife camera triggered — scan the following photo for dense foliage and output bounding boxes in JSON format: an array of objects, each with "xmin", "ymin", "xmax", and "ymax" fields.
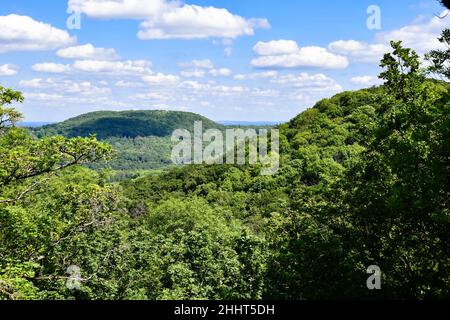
[{"xmin": 1, "ymin": 32, "xmax": 449, "ymax": 300}]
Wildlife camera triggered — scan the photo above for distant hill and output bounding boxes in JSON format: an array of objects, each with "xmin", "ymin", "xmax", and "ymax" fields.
[
  {"xmin": 31, "ymin": 110, "xmax": 226, "ymax": 179},
  {"xmin": 219, "ymin": 120, "xmax": 281, "ymax": 126},
  {"xmin": 33, "ymin": 110, "xmax": 224, "ymax": 140},
  {"xmin": 18, "ymin": 122, "xmax": 54, "ymax": 128}
]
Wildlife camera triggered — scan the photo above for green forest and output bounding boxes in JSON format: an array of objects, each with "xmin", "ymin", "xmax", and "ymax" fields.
[{"xmin": 0, "ymin": 32, "xmax": 449, "ymax": 299}]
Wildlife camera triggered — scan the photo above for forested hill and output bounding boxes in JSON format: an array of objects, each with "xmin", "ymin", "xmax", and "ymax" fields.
[
  {"xmin": 30, "ymin": 110, "xmax": 225, "ymax": 177},
  {"xmin": 32, "ymin": 110, "xmax": 224, "ymax": 139}
]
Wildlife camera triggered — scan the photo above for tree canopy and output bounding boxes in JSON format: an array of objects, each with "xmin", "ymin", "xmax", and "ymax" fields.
[{"xmin": 1, "ymin": 30, "xmax": 450, "ymax": 300}]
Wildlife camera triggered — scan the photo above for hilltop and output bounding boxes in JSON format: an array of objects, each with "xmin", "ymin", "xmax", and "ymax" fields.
[
  {"xmin": 31, "ymin": 110, "xmax": 225, "ymax": 178},
  {"xmin": 33, "ymin": 110, "xmax": 224, "ymax": 140}
]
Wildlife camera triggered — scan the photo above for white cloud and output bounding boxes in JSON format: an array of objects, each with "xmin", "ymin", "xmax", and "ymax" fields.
[
  {"xmin": 251, "ymin": 89, "xmax": 279, "ymax": 97},
  {"xmin": 209, "ymin": 68, "xmax": 232, "ymax": 77},
  {"xmin": 61, "ymin": 80, "xmax": 112, "ymax": 96},
  {"xmin": 234, "ymin": 71, "xmax": 278, "ymax": 80},
  {"xmin": 0, "ymin": 14, "xmax": 75, "ymax": 53},
  {"xmin": 32, "ymin": 63, "xmax": 71, "ymax": 73},
  {"xmin": 24, "ymin": 93, "xmax": 132, "ymax": 110},
  {"xmin": 142, "ymin": 73, "xmax": 179, "ymax": 84},
  {"xmin": 329, "ymin": 13, "xmax": 450, "ymax": 64},
  {"xmin": 73, "ymin": 59, "xmax": 152, "ymax": 75},
  {"xmin": 210, "ymin": 85, "xmax": 248, "ymax": 95},
  {"xmin": 137, "ymin": 5, "xmax": 269, "ymax": 40},
  {"xmin": 68, "ymin": 0, "xmax": 269, "ymax": 40},
  {"xmin": 28, "ymin": 58, "xmax": 153, "ymax": 77},
  {"xmin": 328, "ymin": 40, "xmax": 389, "ymax": 63},
  {"xmin": 224, "ymin": 47, "xmax": 233, "ymax": 58},
  {"xmin": 375, "ymin": 13, "xmax": 450, "ymax": 54},
  {"xmin": 24, "ymin": 92, "xmax": 64, "ymax": 101},
  {"xmin": 115, "ymin": 80, "xmax": 145, "ymax": 88},
  {"xmin": 57, "ymin": 43, "xmax": 120, "ymax": 60},
  {"xmin": 222, "ymin": 38, "xmax": 233, "ymax": 46},
  {"xmin": 133, "ymin": 92, "xmax": 169, "ymax": 100},
  {"xmin": 179, "ymin": 60, "xmax": 230, "ymax": 77},
  {"xmin": 178, "ymin": 81, "xmax": 248, "ymax": 96},
  {"xmin": 68, "ymin": 0, "xmax": 170, "ymax": 19},
  {"xmin": 253, "ymin": 40, "xmax": 299, "ymax": 56},
  {"xmin": 180, "ymin": 69, "xmax": 206, "ymax": 78},
  {"xmin": 251, "ymin": 41, "xmax": 348, "ymax": 69},
  {"xmin": 179, "ymin": 59, "xmax": 214, "ymax": 69},
  {"xmin": 271, "ymin": 72, "xmax": 343, "ymax": 92},
  {"xmin": 19, "ymin": 78, "xmax": 44, "ymax": 88},
  {"xmin": 0, "ymin": 64, "xmax": 18, "ymax": 76},
  {"xmin": 19, "ymin": 78, "xmax": 111, "ymax": 96},
  {"xmin": 179, "ymin": 80, "xmax": 208, "ymax": 90},
  {"xmin": 350, "ymin": 76, "xmax": 382, "ymax": 86}
]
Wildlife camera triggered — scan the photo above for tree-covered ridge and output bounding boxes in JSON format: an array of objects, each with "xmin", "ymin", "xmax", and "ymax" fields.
[
  {"xmin": 33, "ymin": 110, "xmax": 225, "ymax": 139},
  {"xmin": 32, "ymin": 110, "xmax": 277, "ymax": 177},
  {"xmin": 31, "ymin": 110, "xmax": 228, "ymax": 177},
  {"xmin": 121, "ymin": 40, "xmax": 450, "ymax": 299}
]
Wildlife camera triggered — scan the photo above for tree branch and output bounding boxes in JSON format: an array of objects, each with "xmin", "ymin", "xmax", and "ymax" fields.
[{"xmin": 0, "ymin": 178, "xmax": 48, "ymax": 204}]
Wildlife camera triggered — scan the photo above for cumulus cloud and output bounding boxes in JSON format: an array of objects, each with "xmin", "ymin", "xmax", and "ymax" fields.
[
  {"xmin": 251, "ymin": 89, "xmax": 279, "ymax": 97},
  {"xmin": 0, "ymin": 64, "xmax": 19, "ymax": 76},
  {"xmin": 328, "ymin": 40, "xmax": 389, "ymax": 63},
  {"xmin": 68, "ymin": 0, "xmax": 269, "ymax": 40},
  {"xmin": 19, "ymin": 78, "xmax": 44, "ymax": 88},
  {"xmin": 208, "ymin": 68, "xmax": 232, "ymax": 77},
  {"xmin": 179, "ymin": 59, "xmax": 231, "ymax": 78},
  {"xmin": 179, "ymin": 80, "xmax": 208, "ymax": 90},
  {"xmin": 271, "ymin": 72, "xmax": 343, "ymax": 92},
  {"xmin": 115, "ymin": 80, "xmax": 146, "ymax": 88},
  {"xmin": 178, "ymin": 80, "xmax": 248, "ymax": 96},
  {"xmin": 234, "ymin": 71, "xmax": 278, "ymax": 80},
  {"xmin": 57, "ymin": 44, "xmax": 120, "ymax": 60},
  {"xmin": 224, "ymin": 47, "xmax": 233, "ymax": 58},
  {"xmin": 142, "ymin": 73, "xmax": 180, "ymax": 85},
  {"xmin": 329, "ymin": 13, "xmax": 450, "ymax": 64},
  {"xmin": 178, "ymin": 59, "xmax": 214, "ymax": 69},
  {"xmin": 29, "ymin": 57, "xmax": 153, "ymax": 77},
  {"xmin": 0, "ymin": 14, "xmax": 75, "ymax": 53},
  {"xmin": 19, "ymin": 78, "xmax": 111, "ymax": 96},
  {"xmin": 251, "ymin": 40, "xmax": 349, "ymax": 69},
  {"xmin": 375, "ymin": 13, "xmax": 450, "ymax": 54},
  {"xmin": 133, "ymin": 92, "xmax": 170, "ymax": 100},
  {"xmin": 253, "ymin": 40, "xmax": 299, "ymax": 56},
  {"xmin": 24, "ymin": 92, "xmax": 64, "ymax": 101},
  {"xmin": 72, "ymin": 59, "xmax": 152, "ymax": 75},
  {"xmin": 68, "ymin": 0, "xmax": 170, "ymax": 19},
  {"xmin": 180, "ymin": 70, "xmax": 206, "ymax": 78},
  {"xmin": 32, "ymin": 63, "xmax": 71, "ymax": 73},
  {"xmin": 350, "ymin": 76, "xmax": 382, "ymax": 86},
  {"xmin": 138, "ymin": 6, "xmax": 269, "ymax": 40},
  {"xmin": 211, "ymin": 85, "xmax": 247, "ymax": 94}
]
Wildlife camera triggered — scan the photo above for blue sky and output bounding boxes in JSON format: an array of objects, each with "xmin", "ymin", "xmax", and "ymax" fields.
[{"xmin": 0, "ymin": 0, "xmax": 448, "ymax": 122}]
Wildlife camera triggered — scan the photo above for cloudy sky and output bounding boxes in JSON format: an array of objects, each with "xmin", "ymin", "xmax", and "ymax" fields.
[{"xmin": 0, "ymin": 0, "xmax": 449, "ymax": 122}]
